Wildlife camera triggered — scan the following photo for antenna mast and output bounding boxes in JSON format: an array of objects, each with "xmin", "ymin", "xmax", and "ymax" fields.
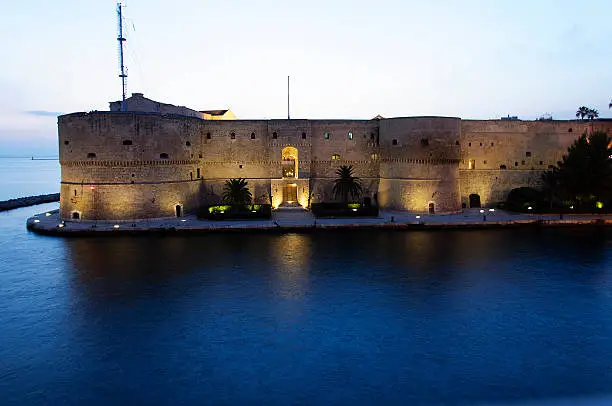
[
  {"xmin": 117, "ymin": 3, "xmax": 128, "ymax": 111},
  {"xmin": 287, "ymin": 75, "xmax": 290, "ymax": 120}
]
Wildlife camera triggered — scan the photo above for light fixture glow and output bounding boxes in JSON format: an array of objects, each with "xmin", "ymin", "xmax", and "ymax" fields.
[
  {"xmin": 113, "ymin": 224, "xmax": 120, "ymax": 229},
  {"xmin": 479, "ymin": 209, "xmax": 485, "ymax": 213},
  {"xmin": 34, "ymin": 219, "xmax": 40, "ymax": 223},
  {"xmin": 58, "ymin": 224, "xmax": 64, "ymax": 228},
  {"xmin": 45, "ymin": 213, "xmax": 51, "ymax": 217},
  {"xmin": 416, "ymin": 215, "xmax": 421, "ymax": 219},
  {"xmin": 219, "ymin": 211, "xmax": 225, "ymax": 214},
  {"xmin": 352, "ymin": 208, "xmax": 358, "ymax": 212},
  {"xmin": 90, "ymin": 186, "xmax": 96, "ymax": 190},
  {"xmin": 489, "ymin": 208, "xmax": 495, "ymax": 212},
  {"xmin": 180, "ymin": 219, "xmax": 187, "ymax": 222},
  {"xmin": 527, "ymin": 206, "xmax": 533, "ymax": 210}
]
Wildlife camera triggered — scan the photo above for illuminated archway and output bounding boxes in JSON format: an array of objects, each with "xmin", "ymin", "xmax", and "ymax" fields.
[{"xmin": 281, "ymin": 146, "xmax": 298, "ymax": 179}]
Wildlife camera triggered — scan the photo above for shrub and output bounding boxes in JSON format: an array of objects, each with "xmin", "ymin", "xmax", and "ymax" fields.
[{"xmin": 197, "ymin": 204, "xmax": 272, "ymax": 220}]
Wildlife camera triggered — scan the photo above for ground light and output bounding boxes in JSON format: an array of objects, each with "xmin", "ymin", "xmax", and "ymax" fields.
[
  {"xmin": 34, "ymin": 219, "xmax": 40, "ymax": 223},
  {"xmin": 45, "ymin": 213, "xmax": 51, "ymax": 217},
  {"xmin": 58, "ymin": 224, "xmax": 64, "ymax": 228},
  {"xmin": 527, "ymin": 206, "xmax": 533, "ymax": 211},
  {"xmin": 416, "ymin": 215, "xmax": 421, "ymax": 219},
  {"xmin": 180, "ymin": 219, "xmax": 187, "ymax": 222},
  {"xmin": 113, "ymin": 224, "xmax": 120, "ymax": 229},
  {"xmin": 596, "ymin": 201, "xmax": 604, "ymax": 209},
  {"xmin": 489, "ymin": 208, "xmax": 495, "ymax": 212},
  {"xmin": 479, "ymin": 209, "xmax": 484, "ymax": 214}
]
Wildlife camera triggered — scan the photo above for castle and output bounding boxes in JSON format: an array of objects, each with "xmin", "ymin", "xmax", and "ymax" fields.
[{"xmin": 57, "ymin": 93, "xmax": 611, "ymax": 221}]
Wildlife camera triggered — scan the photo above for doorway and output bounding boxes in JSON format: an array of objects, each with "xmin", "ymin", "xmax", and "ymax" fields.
[
  {"xmin": 428, "ymin": 202, "xmax": 435, "ymax": 214},
  {"xmin": 283, "ymin": 184, "xmax": 298, "ymax": 204},
  {"xmin": 469, "ymin": 194, "xmax": 481, "ymax": 208},
  {"xmin": 175, "ymin": 205, "xmax": 182, "ymax": 217}
]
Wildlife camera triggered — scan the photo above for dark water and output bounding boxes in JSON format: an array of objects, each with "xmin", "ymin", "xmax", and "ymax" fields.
[{"xmin": 2, "ymin": 205, "xmax": 612, "ymax": 405}]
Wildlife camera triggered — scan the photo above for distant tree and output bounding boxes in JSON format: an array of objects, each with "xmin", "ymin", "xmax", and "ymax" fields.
[
  {"xmin": 333, "ymin": 165, "xmax": 362, "ymax": 204},
  {"xmin": 609, "ymin": 99, "xmax": 612, "ymax": 109},
  {"xmin": 222, "ymin": 178, "xmax": 252, "ymax": 205},
  {"xmin": 576, "ymin": 106, "xmax": 589, "ymax": 120},
  {"xmin": 587, "ymin": 108, "xmax": 599, "ymax": 120}
]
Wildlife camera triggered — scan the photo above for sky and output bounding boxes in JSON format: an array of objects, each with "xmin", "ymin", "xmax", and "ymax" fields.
[{"xmin": 1, "ymin": 0, "xmax": 611, "ymax": 155}]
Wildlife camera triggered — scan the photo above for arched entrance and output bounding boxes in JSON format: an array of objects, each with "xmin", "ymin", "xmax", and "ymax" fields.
[
  {"xmin": 175, "ymin": 205, "xmax": 182, "ymax": 217},
  {"xmin": 428, "ymin": 202, "xmax": 435, "ymax": 214},
  {"xmin": 469, "ymin": 194, "xmax": 481, "ymax": 208},
  {"xmin": 71, "ymin": 211, "xmax": 80, "ymax": 220},
  {"xmin": 281, "ymin": 146, "xmax": 298, "ymax": 179}
]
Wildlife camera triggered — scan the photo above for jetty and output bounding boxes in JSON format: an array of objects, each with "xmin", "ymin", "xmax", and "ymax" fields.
[{"xmin": 0, "ymin": 193, "xmax": 60, "ymax": 212}]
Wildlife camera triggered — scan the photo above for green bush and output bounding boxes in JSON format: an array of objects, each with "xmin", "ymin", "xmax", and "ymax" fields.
[
  {"xmin": 197, "ymin": 204, "xmax": 272, "ymax": 220},
  {"xmin": 505, "ymin": 187, "xmax": 543, "ymax": 212}
]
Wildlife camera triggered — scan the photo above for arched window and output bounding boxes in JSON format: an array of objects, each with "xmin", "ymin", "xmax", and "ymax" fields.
[
  {"xmin": 122, "ymin": 140, "xmax": 133, "ymax": 145},
  {"xmin": 160, "ymin": 153, "xmax": 169, "ymax": 159},
  {"xmin": 186, "ymin": 141, "xmax": 191, "ymax": 146},
  {"xmin": 87, "ymin": 153, "xmax": 96, "ymax": 158},
  {"xmin": 282, "ymin": 146, "xmax": 298, "ymax": 178},
  {"xmin": 272, "ymin": 132, "xmax": 278, "ymax": 139},
  {"xmin": 251, "ymin": 132, "xmax": 255, "ymax": 139},
  {"xmin": 230, "ymin": 132, "xmax": 236, "ymax": 139}
]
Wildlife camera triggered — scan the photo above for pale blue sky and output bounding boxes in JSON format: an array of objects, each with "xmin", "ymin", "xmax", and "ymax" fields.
[{"xmin": 1, "ymin": 0, "xmax": 611, "ymax": 155}]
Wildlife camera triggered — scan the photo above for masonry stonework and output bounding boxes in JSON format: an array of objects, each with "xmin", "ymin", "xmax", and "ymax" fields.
[{"xmin": 58, "ymin": 110, "xmax": 605, "ymax": 221}]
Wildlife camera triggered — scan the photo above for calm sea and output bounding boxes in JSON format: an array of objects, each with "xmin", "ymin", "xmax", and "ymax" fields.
[
  {"xmin": 2, "ymin": 160, "xmax": 612, "ymax": 405},
  {"xmin": 0, "ymin": 158, "xmax": 60, "ymax": 201}
]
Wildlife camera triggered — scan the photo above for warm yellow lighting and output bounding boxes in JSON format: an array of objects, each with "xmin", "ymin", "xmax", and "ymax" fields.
[
  {"xmin": 34, "ymin": 219, "xmax": 40, "ymax": 223},
  {"xmin": 468, "ymin": 159, "xmax": 475, "ymax": 170},
  {"xmin": 287, "ymin": 201, "xmax": 294, "ymax": 204},
  {"xmin": 113, "ymin": 224, "xmax": 120, "ymax": 229}
]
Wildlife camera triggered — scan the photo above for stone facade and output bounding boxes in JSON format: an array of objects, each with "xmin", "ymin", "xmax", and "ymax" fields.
[{"xmin": 57, "ymin": 107, "xmax": 610, "ymax": 221}]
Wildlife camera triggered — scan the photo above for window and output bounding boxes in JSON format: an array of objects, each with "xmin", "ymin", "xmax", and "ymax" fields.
[
  {"xmin": 131, "ymin": 174, "xmax": 135, "ymax": 177},
  {"xmin": 568, "ymin": 128, "xmax": 573, "ymax": 133},
  {"xmin": 206, "ymin": 132, "xmax": 211, "ymax": 139},
  {"xmin": 491, "ymin": 142, "xmax": 494, "ymax": 146},
  {"xmin": 500, "ymin": 164, "xmax": 507, "ymax": 169},
  {"xmin": 392, "ymin": 139, "xmax": 398, "ymax": 145},
  {"xmin": 72, "ymin": 212, "xmax": 80, "ymax": 220},
  {"xmin": 197, "ymin": 168, "xmax": 200, "ymax": 178},
  {"xmin": 370, "ymin": 133, "xmax": 375, "ymax": 140},
  {"xmin": 239, "ymin": 164, "xmax": 243, "ymax": 169},
  {"xmin": 74, "ymin": 189, "xmax": 77, "ymax": 197},
  {"xmin": 348, "ymin": 131, "xmax": 353, "ymax": 140},
  {"xmin": 302, "ymin": 132, "xmax": 306, "ymax": 139},
  {"xmin": 272, "ymin": 132, "xmax": 278, "ymax": 139},
  {"xmin": 122, "ymin": 140, "xmax": 133, "ymax": 145},
  {"xmin": 186, "ymin": 141, "xmax": 191, "ymax": 146},
  {"xmin": 190, "ymin": 172, "xmax": 193, "ymax": 180},
  {"xmin": 539, "ymin": 161, "xmax": 543, "ymax": 165},
  {"xmin": 64, "ymin": 140, "xmax": 70, "ymax": 145},
  {"xmin": 526, "ymin": 151, "xmax": 532, "ymax": 157},
  {"xmin": 455, "ymin": 140, "xmax": 460, "ymax": 146},
  {"xmin": 332, "ymin": 154, "xmax": 340, "ymax": 160},
  {"xmin": 371, "ymin": 153, "xmax": 378, "ymax": 160},
  {"xmin": 468, "ymin": 142, "xmax": 472, "ymax": 147},
  {"xmin": 479, "ymin": 142, "xmax": 483, "ymax": 146},
  {"xmin": 421, "ymin": 138, "xmax": 429, "ymax": 147},
  {"xmin": 521, "ymin": 160, "xmax": 525, "ymax": 165},
  {"xmin": 251, "ymin": 132, "xmax": 255, "ymax": 139},
  {"xmin": 160, "ymin": 153, "xmax": 169, "ymax": 159},
  {"xmin": 483, "ymin": 160, "xmax": 487, "ymax": 165},
  {"xmin": 87, "ymin": 153, "xmax": 96, "ymax": 158},
  {"xmin": 324, "ymin": 132, "xmax": 330, "ymax": 140},
  {"xmin": 514, "ymin": 161, "xmax": 518, "ymax": 166},
  {"xmin": 230, "ymin": 132, "xmax": 235, "ymax": 139},
  {"xmin": 468, "ymin": 159, "xmax": 475, "ymax": 169}
]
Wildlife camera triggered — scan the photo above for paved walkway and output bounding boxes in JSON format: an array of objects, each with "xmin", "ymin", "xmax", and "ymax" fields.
[{"xmin": 25, "ymin": 207, "xmax": 612, "ymax": 236}]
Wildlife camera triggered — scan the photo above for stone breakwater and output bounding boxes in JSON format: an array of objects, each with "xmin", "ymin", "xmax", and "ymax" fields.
[
  {"xmin": 25, "ymin": 209, "xmax": 612, "ymax": 237},
  {"xmin": 0, "ymin": 193, "xmax": 60, "ymax": 212}
]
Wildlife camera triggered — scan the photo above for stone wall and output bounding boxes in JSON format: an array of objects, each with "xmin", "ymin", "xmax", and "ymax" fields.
[
  {"xmin": 458, "ymin": 120, "xmax": 589, "ymax": 206},
  {"xmin": 378, "ymin": 117, "xmax": 461, "ymax": 213}
]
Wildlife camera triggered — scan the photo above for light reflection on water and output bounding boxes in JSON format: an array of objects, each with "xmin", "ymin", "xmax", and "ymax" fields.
[{"xmin": 2, "ymin": 206, "xmax": 612, "ymax": 405}]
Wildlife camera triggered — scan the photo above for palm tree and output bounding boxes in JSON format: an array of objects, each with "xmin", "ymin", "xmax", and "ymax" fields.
[
  {"xmin": 576, "ymin": 106, "xmax": 589, "ymax": 120},
  {"xmin": 222, "ymin": 178, "xmax": 252, "ymax": 205},
  {"xmin": 332, "ymin": 165, "xmax": 362, "ymax": 204},
  {"xmin": 587, "ymin": 108, "xmax": 599, "ymax": 120}
]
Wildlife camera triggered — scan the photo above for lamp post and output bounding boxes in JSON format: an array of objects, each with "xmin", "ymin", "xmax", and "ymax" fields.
[{"xmin": 480, "ymin": 209, "xmax": 486, "ymax": 221}]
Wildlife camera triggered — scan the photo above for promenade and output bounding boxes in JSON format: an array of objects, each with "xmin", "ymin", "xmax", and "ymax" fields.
[{"xmin": 25, "ymin": 207, "xmax": 612, "ymax": 236}]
